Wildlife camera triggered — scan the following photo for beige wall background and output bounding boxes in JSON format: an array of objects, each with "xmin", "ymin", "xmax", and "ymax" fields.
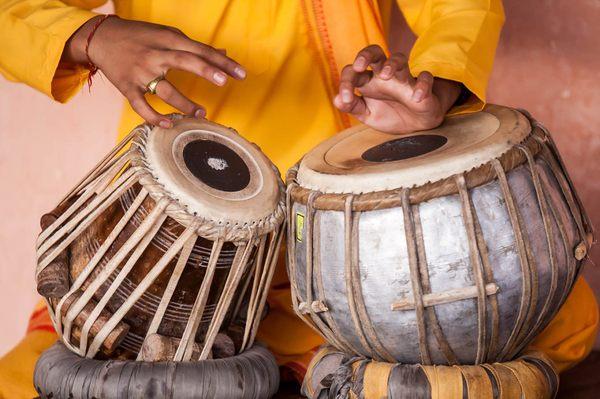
[{"xmin": 1, "ymin": 1, "xmax": 598, "ymax": 356}]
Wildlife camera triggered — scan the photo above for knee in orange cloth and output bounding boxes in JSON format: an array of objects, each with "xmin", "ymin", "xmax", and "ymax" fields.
[{"xmin": 527, "ymin": 276, "xmax": 599, "ymax": 372}]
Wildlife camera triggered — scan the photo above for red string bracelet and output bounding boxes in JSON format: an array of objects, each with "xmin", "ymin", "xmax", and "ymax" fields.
[{"xmin": 85, "ymin": 14, "xmax": 116, "ymax": 88}]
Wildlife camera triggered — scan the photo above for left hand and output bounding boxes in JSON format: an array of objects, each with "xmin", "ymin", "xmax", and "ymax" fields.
[{"xmin": 334, "ymin": 45, "xmax": 463, "ymax": 134}]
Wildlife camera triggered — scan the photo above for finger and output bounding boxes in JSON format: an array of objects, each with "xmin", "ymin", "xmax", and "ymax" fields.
[
  {"xmin": 353, "ymin": 45, "xmax": 386, "ymax": 73},
  {"xmin": 412, "ymin": 71, "xmax": 434, "ymax": 103},
  {"xmin": 339, "ymin": 65, "xmax": 371, "ymax": 104},
  {"xmin": 154, "ymin": 79, "xmax": 206, "ymax": 117},
  {"xmin": 128, "ymin": 91, "xmax": 172, "ymax": 128},
  {"xmin": 164, "ymin": 50, "xmax": 232, "ymax": 86},
  {"xmin": 333, "ymin": 92, "xmax": 368, "ymax": 118},
  {"xmin": 379, "ymin": 53, "xmax": 408, "ymax": 81},
  {"xmin": 169, "ymin": 35, "xmax": 246, "ymax": 79}
]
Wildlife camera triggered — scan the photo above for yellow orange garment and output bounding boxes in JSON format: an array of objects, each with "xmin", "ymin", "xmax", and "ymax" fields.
[{"xmin": 0, "ymin": 0, "xmax": 597, "ymax": 398}]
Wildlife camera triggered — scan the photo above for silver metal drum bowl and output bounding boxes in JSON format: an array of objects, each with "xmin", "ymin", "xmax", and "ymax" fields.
[{"xmin": 286, "ymin": 105, "xmax": 593, "ymax": 365}]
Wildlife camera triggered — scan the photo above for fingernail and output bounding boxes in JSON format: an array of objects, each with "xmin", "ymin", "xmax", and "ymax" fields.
[
  {"xmin": 354, "ymin": 56, "xmax": 367, "ymax": 70},
  {"xmin": 194, "ymin": 108, "xmax": 206, "ymax": 118},
  {"xmin": 159, "ymin": 120, "xmax": 172, "ymax": 128},
  {"xmin": 342, "ymin": 90, "xmax": 353, "ymax": 103},
  {"xmin": 412, "ymin": 89, "xmax": 424, "ymax": 102},
  {"xmin": 213, "ymin": 72, "xmax": 227, "ymax": 85},
  {"xmin": 381, "ymin": 66, "xmax": 392, "ymax": 78},
  {"xmin": 333, "ymin": 94, "xmax": 344, "ymax": 108},
  {"xmin": 234, "ymin": 67, "xmax": 246, "ymax": 79}
]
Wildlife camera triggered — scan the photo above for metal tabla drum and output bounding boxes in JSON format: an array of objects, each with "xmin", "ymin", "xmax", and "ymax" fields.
[
  {"xmin": 286, "ymin": 105, "xmax": 593, "ymax": 366},
  {"xmin": 34, "ymin": 117, "xmax": 284, "ymax": 398}
]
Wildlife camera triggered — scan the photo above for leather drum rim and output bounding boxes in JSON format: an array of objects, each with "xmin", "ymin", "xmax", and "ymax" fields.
[
  {"xmin": 288, "ymin": 105, "xmax": 544, "ymax": 210},
  {"xmin": 297, "ymin": 105, "xmax": 530, "ymax": 194},
  {"xmin": 34, "ymin": 342, "xmax": 280, "ymax": 399},
  {"xmin": 135, "ymin": 117, "xmax": 285, "ymax": 229}
]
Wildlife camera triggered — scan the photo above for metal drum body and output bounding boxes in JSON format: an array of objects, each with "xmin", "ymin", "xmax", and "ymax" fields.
[{"xmin": 287, "ymin": 105, "xmax": 593, "ymax": 365}]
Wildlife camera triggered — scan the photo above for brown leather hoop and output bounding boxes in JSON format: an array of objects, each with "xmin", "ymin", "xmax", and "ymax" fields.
[{"xmin": 287, "ymin": 131, "xmax": 544, "ymax": 211}]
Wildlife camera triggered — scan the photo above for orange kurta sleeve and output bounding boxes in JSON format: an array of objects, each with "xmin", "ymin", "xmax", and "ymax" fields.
[
  {"xmin": 0, "ymin": 0, "xmax": 106, "ymax": 102},
  {"xmin": 396, "ymin": 0, "xmax": 505, "ymax": 113}
]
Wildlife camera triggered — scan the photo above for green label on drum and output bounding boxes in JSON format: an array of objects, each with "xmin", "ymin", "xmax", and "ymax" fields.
[{"xmin": 295, "ymin": 212, "xmax": 305, "ymax": 242}]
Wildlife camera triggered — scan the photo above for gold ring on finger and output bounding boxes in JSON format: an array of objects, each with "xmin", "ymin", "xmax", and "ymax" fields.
[{"xmin": 146, "ymin": 75, "xmax": 166, "ymax": 95}]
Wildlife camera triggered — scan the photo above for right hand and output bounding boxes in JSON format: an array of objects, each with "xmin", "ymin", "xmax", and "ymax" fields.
[{"xmin": 64, "ymin": 16, "xmax": 246, "ymax": 128}]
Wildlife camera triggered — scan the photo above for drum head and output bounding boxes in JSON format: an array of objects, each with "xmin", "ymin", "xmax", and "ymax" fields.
[
  {"xmin": 143, "ymin": 118, "xmax": 282, "ymax": 226},
  {"xmin": 296, "ymin": 105, "xmax": 531, "ymax": 194}
]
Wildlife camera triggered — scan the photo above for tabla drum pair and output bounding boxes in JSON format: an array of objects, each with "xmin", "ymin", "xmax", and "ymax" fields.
[
  {"xmin": 34, "ymin": 117, "xmax": 284, "ymax": 398},
  {"xmin": 287, "ymin": 105, "xmax": 593, "ymax": 397}
]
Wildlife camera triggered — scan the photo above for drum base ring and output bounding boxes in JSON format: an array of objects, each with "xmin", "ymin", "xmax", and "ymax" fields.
[
  {"xmin": 303, "ymin": 345, "xmax": 559, "ymax": 399},
  {"xmin": 34, "ymin": 342, "xmax": 280, "ymax": 399}
]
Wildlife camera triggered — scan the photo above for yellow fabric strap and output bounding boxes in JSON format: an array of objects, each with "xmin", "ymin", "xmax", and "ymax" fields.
[
  {"xmin": 522, "ymin": 349, "xmax": 556, "ymax": 369},
  {"xmin": 351, "ymin": 359, "xmax": 361, "ymax": 373},
  {"xmin": 304, "ymin": 346, "xmax": 331, "ymax": 397},
  {"xmin": 348, "ymin": 360, "xmax": 363, "ymax": 399},
  {"xmin": 421, "ymin": 364, "xmax": 463, "ymax": 399},
  {"xmin": 363, "ymin": 361, "xmax": 394, "ymax": 399},
  {"xmin": 456, "ymin": 365, "xmax": 493, "ymax": 399},
  {"xmin": 521, "ymin": 349, "xmax": 559, "ymax": 388},
  {"xmin": 503, "ymin": 360, "xmax": 550, "ymax": 399},
  {"xmin": 483, "ymin": 363, "xmax": 522, "ymax": 399}
]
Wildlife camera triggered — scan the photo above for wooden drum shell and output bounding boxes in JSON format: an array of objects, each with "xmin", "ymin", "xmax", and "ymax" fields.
[
  {"xmin": 67, "ymin": 184, "xmax": 243, "ymax": 357},
  {"xmin": 35, "ymin": 118, "xmax": 286, "ymax": 362}
]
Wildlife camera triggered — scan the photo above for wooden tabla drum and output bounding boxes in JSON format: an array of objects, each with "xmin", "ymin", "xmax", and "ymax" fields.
[
  {"xmin": 34, "ymin": 117, "xmax": 284, "ymax": 398},
  {"xmin": 286, "ymin": 105, "xmax": 593, "ymax": 366}
]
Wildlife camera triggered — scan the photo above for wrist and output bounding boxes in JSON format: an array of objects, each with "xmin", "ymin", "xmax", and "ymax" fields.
[{"xmin": 62, "ymin": 15, "xmax": 105, "ymax": 65}]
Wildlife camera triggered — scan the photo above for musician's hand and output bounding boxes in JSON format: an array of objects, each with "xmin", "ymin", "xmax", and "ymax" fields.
[
  {"xmin": 334, "ymin": 45, "xmax": 462, "ymax": 134},
  {"xmin": 63, "ymin": 16, "xmax": 246, "ymax": 128}
]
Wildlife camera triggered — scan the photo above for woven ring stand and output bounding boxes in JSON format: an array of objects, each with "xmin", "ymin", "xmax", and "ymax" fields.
[
  {"xmin": 303, "ymin": 345, "xmax": 559, "ymax": 399},
  {"xmin": 34, "ymin": 342, "xmax": 280, "ymax": 399}
]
